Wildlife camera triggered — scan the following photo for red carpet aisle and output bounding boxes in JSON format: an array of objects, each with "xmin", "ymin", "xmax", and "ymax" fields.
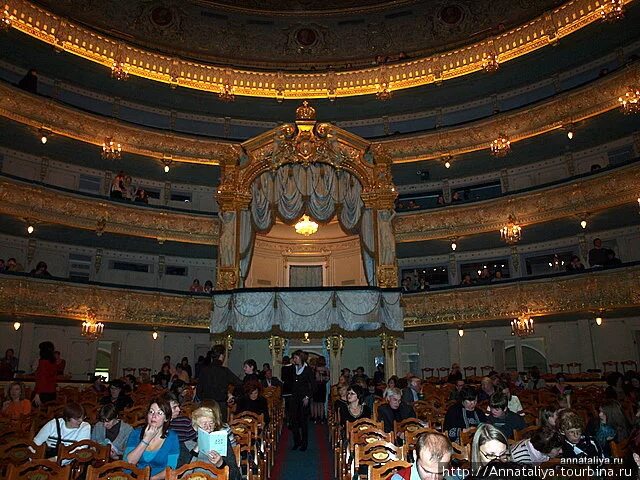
[{"xmin": 270, "ymin": 422, "xmax": 332, "ymax": 480}]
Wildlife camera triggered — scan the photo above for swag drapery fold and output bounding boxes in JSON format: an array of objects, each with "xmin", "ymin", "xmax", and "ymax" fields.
[
  {"xmin": 242, "ymin": 163, "xmax": 375, "ymax": 286},
  {"xmin": 210, "ymin": 289, "xmax": 402, "ymax": 333}
]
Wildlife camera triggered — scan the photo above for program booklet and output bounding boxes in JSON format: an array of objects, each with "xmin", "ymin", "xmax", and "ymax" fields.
[{"xmin": 197, "ymin": 429, "xmax": 228, "ymax": 456}]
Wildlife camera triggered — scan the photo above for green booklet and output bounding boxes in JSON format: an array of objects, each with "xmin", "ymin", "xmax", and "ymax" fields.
[{"xmin": 197, "ymin": 429, "xmax": 228, "ymax": 457}]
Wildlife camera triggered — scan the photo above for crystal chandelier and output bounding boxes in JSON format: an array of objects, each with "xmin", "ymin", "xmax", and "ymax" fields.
[
  {"xmin": 490, "ymin": 134, "xmax": 511, "ymax": 157},
  {"xmin": 600, "ymin": 0, "xmax": 625, "ymax": 21},
  {"xmin": 376, "ymin": 82, "xmax": 392, "ymax": 101},
  {"xmin": 219, "ymin": 84, "xmax": 235, "ymax": 102},
  {"xmin": 511, "ymin": 314, "xmax": 534, "ymax": 337},
  {"xmin": 500, "ymin": 214, "xmax": 522, "ymax": 244},
  {"xmin": 1, "ymin": 7, "xmax": 13, "ymax": 30},
  {"xmin": 82, "ymin": 319, "xmax": 105, "ymax": 341},
  {"xmin": 102, "ymin": 137, "xmax": 122, "ymax": 160},
  {"xmin": 111, "ymin": 60, "xmax": 129, "ymax": 81},
  {"xmin": 618, "ymin": 87, "xmax": 640, "ymax": 114},
  {"xmin": 482, "ymin": 53, "xmax": 500, "ymax": 73},
  {"xmin": 294, "ymin": 214, "xmax": 319, "ymax": 236}
]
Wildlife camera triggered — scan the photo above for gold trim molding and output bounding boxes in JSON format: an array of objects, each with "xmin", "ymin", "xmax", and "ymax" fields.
[
  {"xmin": 0, "ymin": 276, "xmax": 212, "ymax": 328},
  {"xmin": 382, "ymin": 64, "xmax": 640, "ymax": 162},
  {"xmin": 394, "ymin": 159, "xmax": 640, "ymax": 242},
  {"xmin": 0, "ymin": 176, "xmax": 219, "ymax": 245},
  {"xmin": 3, "ymin": 0, "xmax": 635, "ymax": 99},
  {"xmin": 403, "ymin": 264, "xmax": 640, "ymax": 328}
]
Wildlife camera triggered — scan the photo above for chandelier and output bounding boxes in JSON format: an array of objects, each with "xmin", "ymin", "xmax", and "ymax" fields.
[
  {"xmin": 511, "ymin": 314, "xmax": 534, "ymax": 337},
  {"xmin": 490, "ymin": 134, "xmax": 511, "ymax": 157},
  {"xmin": 376, "ymin": 82, "xmax": 392, "ymax": 101},
  {"xmin": 482, "ymin": 53, "xmax": 500, "ymax": 73},
  {"xmin": 1, "ymin": 7, "xmax": 13, "ymax": 30},
  {"xmin": 219, "ymin": 84, "xmax": 235, "ymax": 102},
  {"xmin": 294, "ymin": 214, "xmax": 319, "ymax": 236},
  {"xmin": 500, "ymin": 214, "xmax": 522, "ymax": 244},
  {"xmin": 618, "ymin": 87, "xmax": 640, "ymax": 114},
  {"xmin": 111, "ymin": 60, "xmax": 129, "ymax": 81},
  {"xmin": 102, "ymin": 137, "xmax": 122, "ymax": 160},
  {"xmin": 82, "ymin": 319, "xmax": 105, "ymax": 341},
  {"xmin": 600, "ymin": 0, "xmax": 625, "ymax": 21}
]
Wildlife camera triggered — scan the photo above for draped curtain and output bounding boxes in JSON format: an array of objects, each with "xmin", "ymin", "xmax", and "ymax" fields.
[{"xmin": 244, "ymin": 163, "xmax": 376, "ymax": 286}]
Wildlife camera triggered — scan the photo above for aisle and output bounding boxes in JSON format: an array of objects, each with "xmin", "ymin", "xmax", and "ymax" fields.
[{"xmin": 271, "ymin": 421, "xmax": 332, "ymax": 480}]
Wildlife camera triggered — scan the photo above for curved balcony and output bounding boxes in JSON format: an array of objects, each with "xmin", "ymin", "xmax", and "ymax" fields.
[
  {"xmin": 3, "ymin": 0, "xmax": 633, "ymax": 98},
  {"xmin": 403, "ymin": 262, "xmax": 640, "ymax": 328},
  {"xmin": 0, "ymin": 173, "xmax": 218, "ymax": 245}
]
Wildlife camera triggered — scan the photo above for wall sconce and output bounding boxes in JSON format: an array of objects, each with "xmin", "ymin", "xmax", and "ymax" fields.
[
  {"xmin": 302, "ymin": 332, "xmax": 311, "ymax": 343},
  {"xmin": 39, "ymin": 128, "xmax": 50, "ymax": 144},
  {"xmin": 13, "ymin": 321, "xmax": 21, "ymax": 331},
  {"xmin": 152, "ymin": 330, "xmax": 158, "ymax": 340},
  {"xmin": 458, "ymin": 328, "xmax": 464, "ymax": 337}
]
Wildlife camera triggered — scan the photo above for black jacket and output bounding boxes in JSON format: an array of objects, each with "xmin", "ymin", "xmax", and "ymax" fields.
[
  {"xmin": 196, "ymin": 362, "xmax": 242, "ymax": 402},
  {"xmin": 291, "ymin": 364, "xmax": 315, "ymax": 399},
  {"xmin": 261, "ymin": 376, "xmax": 283, "ymax": 389},
  {"xmin": 281, "ymin": 364, "xmax": 295, "ymax": 396},
  {"xmin": 377, "ymin": 403, "xmax": 416, "ymax": 433}
]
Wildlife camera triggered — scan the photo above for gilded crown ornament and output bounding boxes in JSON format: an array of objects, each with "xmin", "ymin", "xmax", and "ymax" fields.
[{"xmin": 296, "ymin": 101, "xmax": 316, "ymax": 121}]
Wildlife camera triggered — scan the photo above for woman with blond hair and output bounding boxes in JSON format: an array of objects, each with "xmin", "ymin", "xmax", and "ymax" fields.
[
  {"xmin": 471, "ymin": 423, "xmax": 511, "ymax": 472},
  {"xmin": 189, "ymin": 405, "xmax": 241, "ymax": 480}
]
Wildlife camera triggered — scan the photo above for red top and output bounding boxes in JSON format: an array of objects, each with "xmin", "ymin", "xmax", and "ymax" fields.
[{"xmin": 35, "ymin": 359, "xmax": 58, "ymax": 394}]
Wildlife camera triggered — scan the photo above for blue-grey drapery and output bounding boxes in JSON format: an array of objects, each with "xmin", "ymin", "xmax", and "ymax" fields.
[
  {"xmin": 210, "ymin": 289, "xmax": 402, "ymax": 333},
  {"xmin": 243, "ymin": 163, "xmax": 376, "ymax": 285}
]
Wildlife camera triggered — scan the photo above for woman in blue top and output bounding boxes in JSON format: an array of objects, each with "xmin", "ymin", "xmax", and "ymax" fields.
[{"xmin": 125, "ymin": 397, "xmax": 179, "ymax": 480}]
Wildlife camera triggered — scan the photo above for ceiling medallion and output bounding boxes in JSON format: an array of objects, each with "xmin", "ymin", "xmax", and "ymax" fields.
[
  {"xmin": 500, "ymin": 214, "xmax": 522, "ymax": 244},
  {"xmin": 618, "ymin": 86, "xmax": 640, "ymax": 114},
  {"xmin": 490, "ymin": 134, "xmax": 511, "ymax": 157},
  {"xmin": 600, "ymin": 0, "xmax": 625, "ymax": 21},
  {"xmin": 294, "ymin": 214, "xmax": 319, "ymax": 236},
  {"xmin": 482, "ymin": 53, "xmax": 500, "ymax": 73},
  {"xmin": 511, "ymin": 314, "xmax": 534, "ymax": 337},
  {"xmin": 219, "ymin": 84, "xmax": 235, "ymax": 102},
  {"xmin": 102, "ymin": 137, "xmax": 122, "ymax": 160},
  {"xmin": 111, "ymin": 60, "xmax": 129, "ymax": 81}
]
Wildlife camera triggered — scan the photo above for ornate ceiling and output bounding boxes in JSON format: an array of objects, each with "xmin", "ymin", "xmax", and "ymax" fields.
[{"xmin": 33, "ymin": 0, "xmax": 561, "ymax": 69}]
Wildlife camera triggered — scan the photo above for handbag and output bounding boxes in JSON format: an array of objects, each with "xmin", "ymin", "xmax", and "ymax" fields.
[{"xmin": 45, "ymin": 418, "xmax": 62, "ymax": 458}]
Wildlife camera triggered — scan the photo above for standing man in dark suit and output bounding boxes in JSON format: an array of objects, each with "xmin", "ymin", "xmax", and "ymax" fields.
[
  {"xmin": 196, "ymin": 344, "xmax": 242, "ymax": 422},
  {"xmin": 290, "ymin": 349, "xmax": 314, "ymax": 451},
  {"xmin": 281, "ymin": 355, "xmax": 295, "ymax": 428},
  {"xmin": 261, "ymin": 368, "xmax": 283, "ymax": 388}
]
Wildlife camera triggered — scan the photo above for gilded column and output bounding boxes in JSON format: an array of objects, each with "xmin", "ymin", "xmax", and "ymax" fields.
[
  {"xmin": 380, "ymin": 333, "xmax": 398, "ymax": 378},
  {"xmin": 269, "ymin": 335, "xmax": 288, "ymax": 372},
  {"xmin": 325, "ymin": 335, "xmax": 344, "ymax": 383}
]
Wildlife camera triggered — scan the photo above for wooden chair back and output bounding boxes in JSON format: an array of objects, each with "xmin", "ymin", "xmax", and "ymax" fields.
[
  {"xmin": 566, "ymin": 362, "xmax": 582, "ymax": 374},
  {"xmin": 480, "ymin": 366, "xmax": 494, "ymax": 376},
  {"xmin": 351, "ymin": 428, "xmax": 393, "ymax": 447},
  {"xmin": 548, "ymin": 363, "xmax": 564, "ymax": 374},
  {"xmin": 611, "ymin": 438, "xmax": 630, "ymax": 459},
  {"xmin": 355, "ymin": 440, "xmax": 403, "ymax": 468},
  {"xmin": 86, "ymin": 461, "xmax": 151, "ymax": 480},
  {"xmin": 369, "ymin": 460, "xmax": 412, "ymax": 480},
  {"xmin": 0, "ymin": 440, "xmax": 46, "ymax": 476},
  {"xmin": 513, "ymin": 425, "xmax": 538, "ymax": 441},
  {"xmin": 7, "ymin": 460, "xmax": 71, "ymax": 480},
  {"xmin": 404, "ymin": 427, "xmax": 440, "ymax": 452},
  {"xmin": 57, "ymin": 440, "xmax": 110, "ymax": 480},
  {"xmin": 393, "ymin": 417, "xmax": 428, "ymax": 441},
  {"xmin": 166, "ymin": 462, "xmax": 229, "ymax": 480},
  {"xmin": 459, "ymin": 427, "xmax": 477, "ymax": 446},
  {"xmin": 347, "ymin": 418, "xmax": 384, "ymax": 443},
  {"xmin": 602, "ymin": 361, "xmax": 619, "ymax": 373},
  {"xmin": 421, "ymin": 368, "xmax": 435, "ymax": 380},
  {"xmin": 463, "ymin": 366, "xmax": 477, "ymax": 378}
]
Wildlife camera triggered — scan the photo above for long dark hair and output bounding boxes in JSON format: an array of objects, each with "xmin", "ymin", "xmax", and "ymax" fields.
[
  {"xmin": 39, "ymin": 341, "xmax": 55, "ymax": 363},
  {"xmin": 139, "ymin": 397, "xmax": 172, "ymax": 439}
]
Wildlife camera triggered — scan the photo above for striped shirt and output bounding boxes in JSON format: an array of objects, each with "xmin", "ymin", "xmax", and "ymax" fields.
[{"xmin": 170, "ymin": 415, "xmax": 197, "ymax": 443}]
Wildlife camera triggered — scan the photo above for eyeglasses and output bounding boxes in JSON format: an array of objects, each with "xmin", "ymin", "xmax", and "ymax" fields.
[
  {"xmin": 148, "ymin": 410, "xmax": 165, "ymax": 417},
  {"xmin": 480, "ymin": 449, "xmax": 509, "ymax": 461}
]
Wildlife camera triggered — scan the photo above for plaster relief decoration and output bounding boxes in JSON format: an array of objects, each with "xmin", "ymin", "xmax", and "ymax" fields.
[
  {"xmin": 215, "ymin": 102, "xmax": 398, "ymax": 290},
  {"xmin": 211, "ymin": 288, "xmax": 402, "ymax": 335}
]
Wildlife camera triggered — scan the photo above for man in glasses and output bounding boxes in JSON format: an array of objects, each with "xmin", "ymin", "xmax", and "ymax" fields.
[{"xmin": 389, "ymin": 432, "xmax": 456, "ymax": 480}]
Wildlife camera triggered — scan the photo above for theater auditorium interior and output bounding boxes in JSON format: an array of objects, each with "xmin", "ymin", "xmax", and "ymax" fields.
[{"xmin": 0, "ymin": 0, "xmax": 640, "ymax": 478}]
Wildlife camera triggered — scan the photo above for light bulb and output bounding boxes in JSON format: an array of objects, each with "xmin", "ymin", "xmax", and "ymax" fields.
[
  {"xmin": 27, "ymin": 225, "xmax": 34, "ymax": 234},
  {"xmin": 164, "ymin": 165, "xmax": 170, "ymax": 173},
  {"xmin": 580, "ymin": 220, "xmax": 587, "ymax": 229},
  {"xmin": 451, "ymin": 242, "xmax": 457, "ymax": 251},
  {"xmin": 595, "ymin": 316, "xmax": 603, "ymax": 326},
  {"xmin": 152, "ymin": 331, "xmax": 158, "ymax": 340},
  {"xmin": 444, "ymin": 161, "xmax": 451, "ymax": 169},
  {"xmin": 567, "ymin": 131, "xmax": 574, "ymax": 140},
  {"xmin": 13, "ymin": 321, "xmax": 21, "ymax": 331},
  {"xmin": 41, "ymin": 135, "xmax": 47, "ymax": 144},
  {"xmin": 458, "ymin": 329, "xmax": 464, "ymax": 337}
]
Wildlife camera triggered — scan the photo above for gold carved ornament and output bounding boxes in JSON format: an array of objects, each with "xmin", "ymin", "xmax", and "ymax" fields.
[{"xmin": 2, "ymin": 0, "xmax": 633, "ymax": 98}]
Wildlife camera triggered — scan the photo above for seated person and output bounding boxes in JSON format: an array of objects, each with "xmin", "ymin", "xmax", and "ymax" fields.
[
  {"xmin": 261, "ymin": 368, "xmax": 283, "ymax": 388},
  {"xmin": 125, "ymin": 397, "xmax": 179, "ymax": 480},
  {"xmin": 444, "ymin": 385, "xmax": 487, "ymax": 443},
  {"xmin": 166, "ymin": 392, "xmax": 197, "ymax": 467},
  {"xmin": 154, "ymin": 364, "xmax": 172, "ymax": 389},
  {"xmin": 448, "ymin": 380, "xmax": 465, "ymax": 403},
  {"xmin": 1, "ymin": 381, "xmax": 32, "ymax": 420},
  {"xmin": 401, "ymin": 376, "xmax": 422, "ymax": 405},
  {"xmin": 235, "ymin": 380, "xmax": 270, "ymax": 426},
  {"xmin": 550, "ymin": 373, "xmax": 573, "ymax": 397},
  {"xmin": 511, "ymin": 427, "xmax": 563, "ymax": 464},
  {"xmin": 34, "ymin": 402, "xmax": 91, "ymax": 460},
  {"xmin": 92, "ymin": 404, "xmax": 134, "ymax": 459},
  {"xmin": 486, "ymin": 392, "xmax": 526, "ymax": 439},
  {"xmin": 189, "ymin": 405, "xmax": 241, "ymax": 480},
  {"xmin": 339, "ymin": 385, "xmax": 372, "ymax": 428},
  {"xmin": 557, "ymin": 409, "xmax": 603, "ymax": 459},
  {"xmin": 526, "ymin": 367, "xmax": 546, "ymax": 390},
  {"xmin": 100, "ymin": 379, "xmax": 133, "ymax": 412},
  {"xmin": 588, "ymin": 238, "xmax": 611, "ymax": 267},
  {"xmin": 497, "ymin": 382, "xmax": 523, "ymax": 414},
  {"xmin": 594, "ymin": 399, "xmax": 629, "ymax": 456},
  {"xmin": 471, "ymin": 424, "xmax": 511, "ymax": 472},
  {"xmin": 566, "ymin": 255, "xmax": 585, "ymax": 272},
  {"xmin": 377, "ymin": 387, "xmax": 416, "ymax": 438},
  {"xmin": 389, "ymin": 432, "xmax": 453, "ymax": 480}
]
